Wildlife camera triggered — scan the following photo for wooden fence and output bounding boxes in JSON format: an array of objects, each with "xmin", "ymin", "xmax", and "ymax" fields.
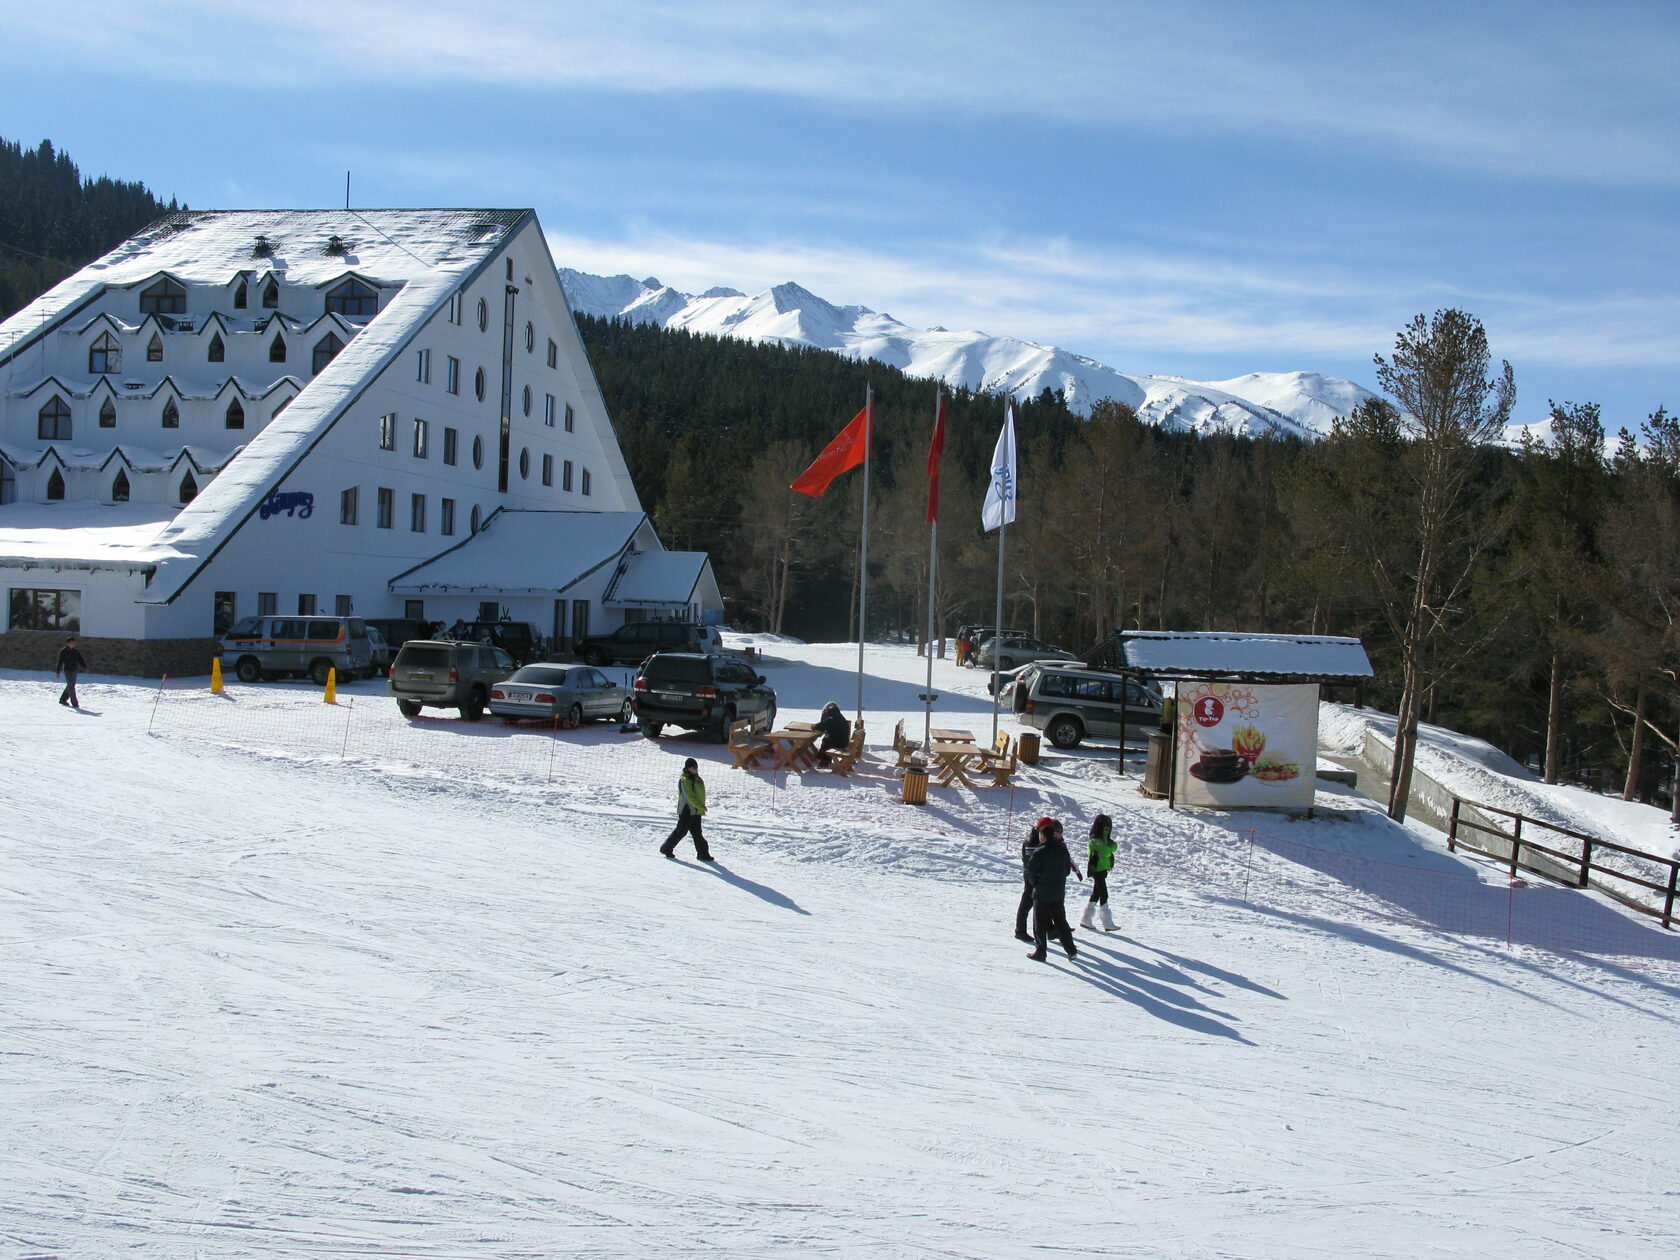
[{"xmin": 1447, "ymin": 798, "xmax": 1679, "ymax": 930}]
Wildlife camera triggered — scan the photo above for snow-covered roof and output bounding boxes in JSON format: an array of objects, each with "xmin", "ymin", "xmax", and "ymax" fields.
[
  {"xmin": 1113, "ymin": 631, "xmax": 1374, "ymax": 680},
  {"xmin": 389, "ymin": 510, "xmax": 646, "ymax": 595},
  {"xmin": 604, "ymin": 550, "xmax": 710, "ymax": 607},
  {"xmin": 0, "ymin": 501, "xmax": 186, "ymax": 568}
]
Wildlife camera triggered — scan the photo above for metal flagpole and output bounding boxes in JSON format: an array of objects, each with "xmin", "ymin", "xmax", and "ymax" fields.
[
  {"xmin": 922, "ymin": 388, "xmax": 941, "ymax": 748},
  {"xmin": 991, "ymin": 511, "xmax": 1006, "ymax": 744},
  {"xmin": 856, "ymin": 384, "xmax": 872, "ymax": 721}
]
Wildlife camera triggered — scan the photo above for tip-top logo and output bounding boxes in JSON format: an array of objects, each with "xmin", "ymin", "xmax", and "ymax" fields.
[
  {"xmin": 1194, "ymin": 696, "xmax": 1224, "ymax": 727},
  {"xmin": 259, "ymin": 489, "xmax": 314, "ymax": 520}
]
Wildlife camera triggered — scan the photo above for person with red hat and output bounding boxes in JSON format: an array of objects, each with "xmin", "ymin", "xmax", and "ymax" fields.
[{"xmin": 1025, "ymin": 818, "xmax": 1082, "ymax": 961}]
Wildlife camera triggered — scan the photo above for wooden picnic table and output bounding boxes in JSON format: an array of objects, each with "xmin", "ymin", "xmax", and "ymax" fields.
[
  {"xmin": 931, "ymin": 740, "xmax": 982, "ymax": 788},
  {"xmin": 930, "ymin": 727, "xmax": 975, "ymax": 744},
  {"xmin": 786, "ymin": 720, "xmax": 819, "ymax": 733},
  {"xmin": 763, "ymin": 728, "xmax": 821, "ymax": 772}
]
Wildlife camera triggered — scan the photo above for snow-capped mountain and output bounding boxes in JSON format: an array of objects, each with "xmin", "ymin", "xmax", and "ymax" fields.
[{"xmin": 559, "ymin": 269, "xmax": 1380, "ymax": 439}]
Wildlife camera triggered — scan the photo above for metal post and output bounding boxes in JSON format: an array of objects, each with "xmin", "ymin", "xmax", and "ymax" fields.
[
  {"xmin": 1510, "ymin": 816, "xmax": 1523, "ymax": 878},
  {"xmin": 857, "ymin": 385, "xmax": 872, "ymax": 722},
  {"xmin": 148, "ymin": 674, "xmax": 168, "ymax": 735},
  {"xmin": 1662, "ymin": 861, "xmax": 1677, "ymax": 931},
  {"xmin": 1448, "ymin": 798, "xmax": 1460, "ymax": 851},
  {"xmin": 1579, "ymin": 839, "xmax": 1592, "ymax": 888}
]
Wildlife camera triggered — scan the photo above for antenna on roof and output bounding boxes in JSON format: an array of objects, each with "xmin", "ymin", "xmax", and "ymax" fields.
[{"xmin": 345, "ymin": 170, "xmax": 351, "ymax": 210}]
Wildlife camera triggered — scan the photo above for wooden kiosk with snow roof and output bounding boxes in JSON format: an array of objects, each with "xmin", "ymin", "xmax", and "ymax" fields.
[{"xmin": 1092, "ymin": 631, "xmax": 1373, "ymax": 813}]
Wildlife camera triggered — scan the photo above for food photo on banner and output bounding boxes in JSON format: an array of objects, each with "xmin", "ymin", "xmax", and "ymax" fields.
[{"xmin": 1172, "ymin": 681, "xmax": 1317, "ymax": 809}]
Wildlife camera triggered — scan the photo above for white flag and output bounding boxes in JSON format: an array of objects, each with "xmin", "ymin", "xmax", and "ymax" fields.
[{"xmin": 981, "ymin": 405, "xmax": 1017, "ymax": 531}]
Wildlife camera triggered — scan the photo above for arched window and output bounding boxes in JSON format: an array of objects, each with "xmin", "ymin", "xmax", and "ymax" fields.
[
  {"xmin": 470, "ymin": 504, "xmax": 482, "ymax": 533},
  {"xmin": 312, "ymin": 333, "xmax": 344, "ymax": 373},
  {"xmin": 46, "ymin": 468, "xmax": 66, "ymax": 500},
  {"xmin": 261, "ymin": 277, "xmax": 279, "ymax": 309},
  {"xmin": 162, "ymin": 397, "xmax": 179, "ymax": 428},
  {"xmin": 476, "ymin": 298, "xmax": 488, "ymax": 331},
  {"xmin": 325, "ymin": 278, "xmax": 377, "ymax": 317},
  {"xmin": 269, "ymin": 334, "xmax": 286, "ymax": 363},
  {"xmin": 233, "ymin": 280, "xmax": 248, "ymax": 309},
  {"xmin": 147, "ymin": 333, "xmax": 163, "ymax": 363},
  {"xmin": 99, "ymin": 398, "xmax": 117, "ymax": 428},
  {"xmin": 89, "ymin": 332, "xmax": 121, "ymax": 374},
  {"xmin": 225, "ymin": 398, "xmax": 245, "ymax": 429},
  {"xmin": 111, "ymin": 469, "xmax": 130, "ymax": 502},
  {"xmin": 37, "ymin": 395, "xmax": 71, "ymax": 440},
  {"xmin": 208, "ymin": 333, "xmax": 225, "ymax": 363},
  {"xmin": 139, "ymin": 277, "xmax": 185, "ymax": 315},
  {"xmin": 179, "ymin": 471, "xmax": 198, "ymax": 504}
]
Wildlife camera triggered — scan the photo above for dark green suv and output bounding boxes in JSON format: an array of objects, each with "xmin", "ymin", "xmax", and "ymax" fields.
[
  {"xmin": 388, "ymin": 639, "xmax": 519, "ymax": 720},
  {"xmin": 632, "ymin": 652, "xmax": 776, "ymax": 741}
]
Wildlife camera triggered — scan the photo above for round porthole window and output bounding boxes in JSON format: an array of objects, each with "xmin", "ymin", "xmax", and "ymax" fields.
[
  {"xmin": 524, "ymin": 322, "xmax": 534, "ymax": 352},
  {"xmin": 476, "ymin": 298, "xmax": 488, "ymax": 331},
  {"xmin": 519, "ymin": 448, "xmax": 530, "ymax": 479},
  {"xmin": 474, "ymin": 367, "xmax": 485, "ymax": 401},
  {"xmin": 472, "ymin": 435, "xmax": 484, "ymax": 469},
  {"xmin": 470, "ymin": 504, "xmax": 482, "ymax": 533},
  {"xmin": 521, "ymin": 385, "xmax": 531, "ymax": 416}
]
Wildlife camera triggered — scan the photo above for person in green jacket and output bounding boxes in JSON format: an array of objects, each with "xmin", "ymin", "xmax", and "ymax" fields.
[
  {"xmin": 1080, "ymin": 813, "xmax": 1117, "ymax": 931},
  {"xmin": 660, "ymin": 757, "xmax": 714, "ymax": 861}
]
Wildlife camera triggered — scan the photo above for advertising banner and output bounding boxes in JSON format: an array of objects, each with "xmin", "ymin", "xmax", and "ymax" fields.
[{"xmin": 1172, "ymin": 681, "xmax": 1317, "ymax": 810}]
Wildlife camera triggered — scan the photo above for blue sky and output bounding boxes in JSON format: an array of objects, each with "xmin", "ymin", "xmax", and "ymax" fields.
[{"xmin": 4, "ymin": 0, "xmax": 1675, "ymax": 429}]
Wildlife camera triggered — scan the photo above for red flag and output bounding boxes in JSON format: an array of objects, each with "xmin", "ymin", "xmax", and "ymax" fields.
[
  {"xmin": 791, "ymin": 404, "xmax": 870, "ymax": 497},
  {"xmin": 926, "ymin": 394, "xmax": 946, "ymax": 523}
]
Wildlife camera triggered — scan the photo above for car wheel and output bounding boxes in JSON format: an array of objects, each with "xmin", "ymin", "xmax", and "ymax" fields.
[
  {"xmin": 640, "ymin": 721, "xmax": 663, "ymax": 739},
  {"xmin": 713, "ymin": 707, "xmax": 737, "ymax": 743},
  {"xmin": 619, "ymin": 698, "xmax": 634, "ymax": 725},
  {"xmin": 309, "ymin": 658, "xmax": 334, "ymax": 686},
  {"xmin": 567, "ymin": 702, "xmax": 584, "ymax": 727},
  {"xmin": 998, "ymin": 657, "xmax": 1016, "ymax": 671},
  {"xmin": 584, "ymin": 647, "xmax": 609, "ymax": 667},
  {"xmin": 1047, "ymin": 716, "xmax": 1084, "ymax": 749},
  {"xmin": 461, "ymin": 688, "xmax": 486, "ymax": 721},
  {"xmin": 764, "ymin": 704, "xmax": 777, "ymax": 730},
  {"xmin": 234, "ymin": 657, "xmax": 262, "ymax": 684},
  {"xmin": 397, "ymin": 700, "xmax": 422, "ymax": 718}
]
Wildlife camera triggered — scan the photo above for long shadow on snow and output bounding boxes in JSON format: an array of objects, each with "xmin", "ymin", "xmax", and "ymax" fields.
[
  {"xmin": 1046, "ymin": 938, "xmax": 1254, "ymax": 1044},
  {"xmin": 688, "ymin": 860, "xmax": 811, "ymax": 915}
]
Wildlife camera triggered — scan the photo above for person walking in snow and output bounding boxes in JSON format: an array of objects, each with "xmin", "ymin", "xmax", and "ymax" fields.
[
  {"xmin": 1080, "ymin": 813, "xmax": 1117, "ymax": 932},
  {"xmin": 1014, "ymin": 817, "xmax": 1050, "ymax": 942},
  {"xmin": 1026, "ymin": 818, "xmax": 1082, "ymax": 961},
  {"xmin": 660, "ymin": 757, "xmax": 714, "ymax": 861},
  {"xmin": 54, "ymin": 635, "xmax": 87, "ymax": 709}
]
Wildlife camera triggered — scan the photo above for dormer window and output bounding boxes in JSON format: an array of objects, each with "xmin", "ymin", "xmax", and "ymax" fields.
[
  {"xmin": 269, "ymin": 334, "xmax": 287, "ymax": 363},
  {"xmin": 38, "ymin": 395, "xmax": 72, "ymax": 440},
  {"xmin": 111, "ymin": 470, "xmax": 130, "ymax": 502},
  {"xmin": 89, "ymin": 332, "xmax": 121, "ymax": 374},
  {"xmin": 225, "ymin": 398, "xmax": 245, "ymax": 430},
  {"xmin": 139, "ymin": 277, "xmax": 186, "ymax": 315},
  {"xmin": 147, "ymin": 333, "xmax": 163, "ymax": 362},
  {"xmin": 162, "ymin": 397, "xmax": 179, "ymax": 428},
  {"xmin": 261, "ymin": 277, "xmax": 279, "ymax": 309},
  {"xmin": 179, "ymin": 471, "xmax": 198, "ymax": 504},
  {"xmin": 312, "ymin": 333, "xmax": 344, "ymax": 373},
  {"xmin": 233, "ymin": 279, "xmax": 248, "ymax": 309},
  {"xmin": 325, "ymin": 277, "xmax": 377, "ymax": 317},
  {"xmin": 208, "ymin": 333, "xmax": 225, "ymax": 363},
  {"xmin": 47, "ymin": 468, "xmax": 66, "ymax": 501},
  {"xmin": 99, "ymin": 398, "xmax": 116, "ymax": 429}
]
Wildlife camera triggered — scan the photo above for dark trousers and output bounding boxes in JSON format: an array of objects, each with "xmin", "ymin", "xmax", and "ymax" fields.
[
  {"xmin": 1088, "ymin": 870, "xmax": 1109, "ymax": 905},
  {"xmin": 662, "ymin": 810, "xmax": 710, "ymax": 859},
  {"xmin": 58, "ymin": 674, "xmax": 79, "ymax": 707},
  {"xmin": 1033, "ymin": 898, "xmax": 1076, "ymax": 956},
  {"xmin": 1015, "ymin": 882, "xmax": 1034, "ymax": 936}
]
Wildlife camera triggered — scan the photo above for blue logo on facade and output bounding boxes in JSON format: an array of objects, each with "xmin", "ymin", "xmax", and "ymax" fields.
[{"xmin": 259, "ymin": 489, "xmax": 315, "ymax": 520}]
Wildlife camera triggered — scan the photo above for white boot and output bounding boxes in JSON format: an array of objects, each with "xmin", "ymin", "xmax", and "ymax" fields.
[
  {"xmin": 1079, "ymin": 901, "xmax": 1097, "ymax": 929},
  {"xmin": 1097, "ymin": 903, "xmax": 1115, "ymax": 932}
]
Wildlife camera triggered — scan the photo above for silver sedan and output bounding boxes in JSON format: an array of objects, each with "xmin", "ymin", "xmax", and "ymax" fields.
[{"xmin": 488, "ymin": 663, "xmax": 633, "ymax": 726}]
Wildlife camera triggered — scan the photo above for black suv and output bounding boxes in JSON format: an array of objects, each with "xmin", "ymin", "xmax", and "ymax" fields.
[
  {"xmin": 440, "ymin": 620, "xmax": 546, "ymax": 664},
  {"xmin": 633, "ymin": 652, "xmax": 776, "ymax": 741},
  {"xmin": 576, "ymin": 621, "xmax": 720, "ymax": 667}
]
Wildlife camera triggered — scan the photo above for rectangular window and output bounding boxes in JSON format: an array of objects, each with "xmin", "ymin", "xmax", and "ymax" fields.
[
  {"xmin": 581, "ymin": 468, "xmax": 592, "ymax": 496},
  {"xmin": 213, "ymin": 591, "xmax": 236, "ymax": 636},
  {"xmin": 335, "ymin": 594, "xmax": 353, "ymax": 616},
  {"xmin": 377, "ymin": 487, "xmax": 394, "ymax": 529},
  {"xmin": 340, "ymin": 486, "xmax": 358, "ymax": 525},
  {"xmin": 562, "ymin": 459, "xmax": 573, "ymax": 492},
  {"xmin": 404, "ymin": 599, "xmax": 425, "ymax": 619},
  {"xmin": 564, "ymin": 403, "xmax": 575, "ymax": 433},
  {"xmin": 9, "ymin": 587, "xmax": 81, "ymax": 632},
  {"xmin": 379, "ymin": 413, "xmax": 396, "ymax": 451},
  {"xmin": 416, "ymin": 348, "xmax": 431, "ymax": 383},
  {"xmin": 448, "ymin": 293, "xmax": 464, "ymax": 325},
  {"xmin": 478, "ymin": 600, "xmax": 500, "ymax": 622},
  {"xmin": 298, "ymin": 593, "xmax": 317, "ymax": 615},
  {"xmin": 541, "ymin": 453, "xmax": 553, "ymax": 486},
  {"xmin": 440, "ymin": 497, "xmax": 456, "ymax": 536},
  {"xmin": 442, "ymin": 427, "xmax": 458, "ymax": 466},
  {"xmin": 546, "ymin": 338, "xmax": 558, "ymax": 369},
  {"xmin": 544, "ymin": 393, "xmax": 555, "ymax": 426},
  {"xmin": 258, "ymin": 591, "xmax": 277, "ymax": 616},
  {"xmin": 413, "ymin": 418, "xmax": 429, "ymax": 459},
  {"xmin": 410, "ymin": 493, "xmax": 426, "ymax": 532},
  {"xmin": 445, "ymin": 356, "xmax": 460, "ymax": 395}
]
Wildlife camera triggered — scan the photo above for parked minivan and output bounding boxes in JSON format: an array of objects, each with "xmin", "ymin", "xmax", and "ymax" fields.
[
  {"xmin": 221, "ymin": 615, "xmax": 375, "ymax": 684},
  {"xmin": 1015, "ymin": 663, "xmax": 1163, "ymax": 749}
]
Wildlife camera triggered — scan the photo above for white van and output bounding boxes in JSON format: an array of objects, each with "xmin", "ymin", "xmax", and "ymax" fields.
[{"xmin": 220, "ymin": 615, "xmax": 375, "ymax": 684}]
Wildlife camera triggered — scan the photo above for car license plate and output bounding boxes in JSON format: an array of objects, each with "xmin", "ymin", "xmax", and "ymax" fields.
[
  {"xmin": 505, "ymin": 689, "xmax": 530, "ymax": 702},
  {"xmin": 659, "ymin": 692, "xmax": 683, "ymax": 701}
]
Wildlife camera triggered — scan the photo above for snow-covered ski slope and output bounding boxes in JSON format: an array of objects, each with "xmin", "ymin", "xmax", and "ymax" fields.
[{"xmin": 5, "ymin": 638, "xmax": 1677, "ymax": 1258}]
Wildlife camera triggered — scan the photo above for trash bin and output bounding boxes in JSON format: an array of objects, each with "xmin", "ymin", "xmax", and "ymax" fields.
[
  {"xmin": 902, "ymin": 764, "xmax": 929, "ymax": 805},
  {"xmin": 1141, "ymin": 730, "xmax": 1172, "ymax": 798},
  {"xmin": 1017, "ymin": 731, "xmax": 1041, "ymax": 765}
]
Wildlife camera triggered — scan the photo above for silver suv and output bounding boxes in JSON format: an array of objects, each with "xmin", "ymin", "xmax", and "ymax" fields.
[
  {"xmin": 1015, "ymin": 664, "xmax": 1163, "ymax": 749},
  {"xmin": 221, "ymin": 615, "xmax": 375, "ymax": 684},
  {"xmin": 388, "ymin": 639, "xmax": 519, "ymax": 720}
]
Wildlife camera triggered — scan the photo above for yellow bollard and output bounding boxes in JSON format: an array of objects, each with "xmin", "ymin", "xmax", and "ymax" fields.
[
  {"xmin": 323, "ymin": 667, "xmax": 337, "ymax": 704},
  {"xmin": 211, "ymin": 657, "xmax": 224, "ymax": 694}
]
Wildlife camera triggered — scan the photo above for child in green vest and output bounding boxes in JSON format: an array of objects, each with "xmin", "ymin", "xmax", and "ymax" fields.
[{"xmin": 1080, "ymin": 813, "xmax": 1117, "ymax": 931}]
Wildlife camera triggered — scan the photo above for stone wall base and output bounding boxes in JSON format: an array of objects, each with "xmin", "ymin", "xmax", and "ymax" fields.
[{"xmin": 0, "ymin": 632, "xmax": 220, "ymax": 679}]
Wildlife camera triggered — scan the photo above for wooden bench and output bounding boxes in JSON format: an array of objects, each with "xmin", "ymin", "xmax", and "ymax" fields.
[
  {"xmin": 728, "ymin": 717, "xmax": 771, "ymax": 770},
  {"xmin": 826, "ymin": 720, "xmax": 868, "ymax": 776},
  {"xmin": 978, "ymin": 732, "xmax": 1018, "ymax": 787}
]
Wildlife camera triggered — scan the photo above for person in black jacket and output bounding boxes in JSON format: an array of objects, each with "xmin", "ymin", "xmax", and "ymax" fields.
[
  {"xmin": 813, "ymin": 701, "xmax": 851, "ymax": 766},
  {"xmin": 54, "ymin": 636, "xmax": 88, "ymax": 708},
  {"xmin": 1025, "ymin": 819, "xmax": 1082, "ymax": 961},
  {"xmin": 1014, "ymin": 817, "xmax": 1052, "ymax": 942}
]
